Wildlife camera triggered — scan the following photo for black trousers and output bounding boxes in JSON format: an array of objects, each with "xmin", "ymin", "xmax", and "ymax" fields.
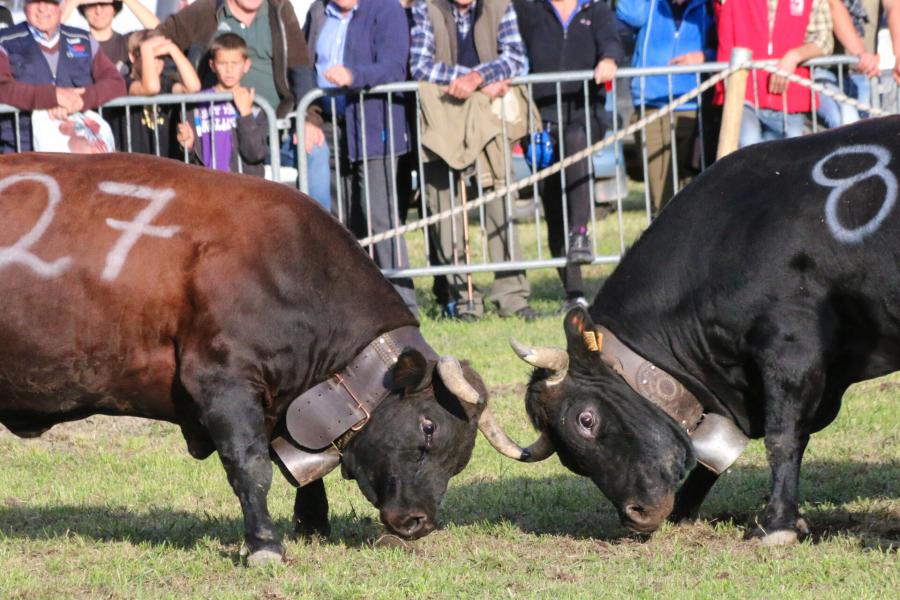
[{"xmin": 539, "ymin": 121, "xmax": 594, "ymax": 298}]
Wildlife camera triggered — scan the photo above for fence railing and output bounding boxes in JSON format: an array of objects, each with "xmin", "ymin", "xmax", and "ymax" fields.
[
  {"xmin": 0, "ymin": 92, "xmax": 281, "ymax": 175},
  {"xmin": 2, "ymin": 54, "xmax": 896, "ymax": 284},
  {"xmin": 289, "ymin": 55, "xmax": 896, "ymax": 281}
]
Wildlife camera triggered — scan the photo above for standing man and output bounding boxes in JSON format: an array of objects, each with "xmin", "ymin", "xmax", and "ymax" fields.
[
  {"xmin": 515, "ymin": 0, "xmax": 624, "ymax": 311},
  {"xmin": 410, "ymin": 0, "xmax": 537, "ymax": 322},
  {"xmin": 616, "ymin": 0, "xmax": 714, "ymax": 214},
  {"xmin": 0, "ymin": 0, "xmax": 126, "ymax": 153},
  {"xmin": 716, "ymin": 0, "xmax": 833, "ymax": 147},
  {"xmin": 305, "ymin": 0, "xmax": 418, "ymax": 315},
  {"xmin": 156, "ymin": 0, "xmax": 324, "ymax": 150}
]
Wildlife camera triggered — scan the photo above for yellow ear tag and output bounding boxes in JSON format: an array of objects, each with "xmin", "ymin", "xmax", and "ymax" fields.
[{"xmin": 582, "ymin": 330, "xmax": 599, "ymax": 352}]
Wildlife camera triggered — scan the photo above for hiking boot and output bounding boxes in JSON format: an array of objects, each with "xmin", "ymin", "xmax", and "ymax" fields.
[{"xmin": 566, "ymin": 231, "xmax": 594, "ymax": 265}]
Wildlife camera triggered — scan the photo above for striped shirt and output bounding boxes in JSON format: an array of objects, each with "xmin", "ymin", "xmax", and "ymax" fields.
[{"xmin": 410, "ymin": 0, "xmax": 527, "ymax": 85}]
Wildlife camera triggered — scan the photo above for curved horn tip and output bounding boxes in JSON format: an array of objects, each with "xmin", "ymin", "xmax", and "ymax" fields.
[
  {"xmin": 508, "ymin": 337, "xmax": 534, "ymax": 360},
  {"xmin": 436, "ymin": 356, "xmax": 481, "ymax": 405}
]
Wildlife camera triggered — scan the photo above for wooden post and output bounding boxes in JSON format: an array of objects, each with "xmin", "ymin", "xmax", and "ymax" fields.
[{"xmin": 716, "ymin": 47, "xmax": 753, "ymax": 160}]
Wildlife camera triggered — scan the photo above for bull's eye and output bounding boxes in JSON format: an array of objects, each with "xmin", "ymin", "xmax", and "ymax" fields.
[
  {"xmin": 422, "ymin": 419, "xmax": 436, "ymax": 437},
  {"xmin": 578, "ymin": 412, "xmax": 595, "ymax": 430}
]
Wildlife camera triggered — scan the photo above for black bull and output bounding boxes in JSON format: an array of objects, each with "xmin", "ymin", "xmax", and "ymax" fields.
[
  {"xmin": 0, "ymin": 153, "xmax": 532, "ymax": 565},
  {"xmin": 511, "ymin": 117, "xmax": 900, "ymax": 544}
]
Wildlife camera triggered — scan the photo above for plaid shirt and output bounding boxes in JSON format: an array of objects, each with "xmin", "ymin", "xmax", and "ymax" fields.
[
  {"xmin": 766, "ymin": 0, "xmax": 833, "ymax": 55},
  {"xmin": 410, "ymin": 0, "xmax": 527, "ymax": 85}
]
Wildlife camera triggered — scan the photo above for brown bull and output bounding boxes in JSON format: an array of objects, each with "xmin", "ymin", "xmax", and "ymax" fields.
[{"xmin": 0, "ymin": 153, "xmax": 534, "ymax": 565}]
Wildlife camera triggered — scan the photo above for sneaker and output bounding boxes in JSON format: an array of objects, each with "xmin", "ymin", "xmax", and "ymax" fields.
[
  {"xmin": 514, "ymin": 305, "xmax": 540, "ymax": 322},
  {"xmin": 562, "ymin": 296, "xmax": 589, "ymax": 313},
  {"xmin": 566, "ymin": 231, "xmax": 594, "ymax": 265}
]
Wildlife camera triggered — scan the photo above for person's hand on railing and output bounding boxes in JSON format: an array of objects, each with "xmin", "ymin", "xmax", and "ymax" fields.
[
  {"xmin": 55, "ymin": 87, "xmax": 85, "ymax": 117},
  {"xmin": 323, "ymin": 65, "xmax": 353, "ymax": 88},
  {"xmin": 480, "ymin": 80, "xmax": 510, "ymax": 99},
  {"xmin": 669, "ymin": 51, "xmax": 705, "ymax": 66},
  {"xmin": 769, "ymin": 49, "xmax": 801, "ymax": 95},
  {"xmin": 852, "ymin": 51, "xmax": 881, "ymax": 79},
  {"xmin": 176, "ymin": 121, "xmax": 195, "ymax": 151},
  {"xmin": 593, "ymin": 58, "xmax": 617, "ymax": 85},
  {"xmin": 447, "ymin": 71, "xmax": 483, "ymax": 100},
  {"xmin": 232, "ymin": 86, "xmax": 256, "ymax": 117},
  {"xmin": 302, "ymin": 122, "xmax": 324, "ymax": 153}
]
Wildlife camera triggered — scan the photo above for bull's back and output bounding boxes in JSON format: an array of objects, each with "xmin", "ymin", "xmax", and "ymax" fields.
[
  {"xmin": 606, "ymin": 117, "xmax": 900, "ymax": 316},
  {"xmin": 0, "ymin": 154, "xmax": 407, "ymax": 429},
  {"xmin": 596, "ymin": 118, "xmax": 900, "ymax": 420}
]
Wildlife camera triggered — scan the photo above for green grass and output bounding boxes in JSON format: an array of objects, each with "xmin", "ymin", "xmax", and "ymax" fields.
[{"xmin": 0, "ymin": 189, "xmax": 897, "ymax": 598}]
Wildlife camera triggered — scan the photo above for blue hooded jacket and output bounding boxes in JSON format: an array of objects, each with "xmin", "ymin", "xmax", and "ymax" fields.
[{"xmin": 616, "ymin": 0, "xmax": 714, "ymax": 110}]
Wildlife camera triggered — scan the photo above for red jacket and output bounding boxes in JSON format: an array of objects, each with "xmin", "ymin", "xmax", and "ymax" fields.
[{"xmin": 715, "ymin": 0, "xmax": 817, "ymax": 113}]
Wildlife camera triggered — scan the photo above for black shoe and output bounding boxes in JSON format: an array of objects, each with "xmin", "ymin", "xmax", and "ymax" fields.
[
  {"xmin": 566, "ymin": 232, "xmax": 594, "ymax": 265},
  {"xmin": 514, "ymin": 305, "xmax": 540, "ymax": 322}
]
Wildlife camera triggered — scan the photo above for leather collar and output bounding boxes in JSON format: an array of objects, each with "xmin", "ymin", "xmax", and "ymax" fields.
[
  {"xmin": 271, "ymin": 326, "xmax": 438, "ymax": 487},
  {"xmin": 592, "ymin": 326, "xmax": 748, "ymax": 474}
]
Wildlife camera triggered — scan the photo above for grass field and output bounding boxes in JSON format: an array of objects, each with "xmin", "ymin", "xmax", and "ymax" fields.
[{"xmin": 0, "ymin": 192, "xmax": 897, "ymax": 598}]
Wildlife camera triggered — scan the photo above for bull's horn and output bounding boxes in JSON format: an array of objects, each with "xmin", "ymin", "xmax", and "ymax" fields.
[
  {"xmin": 477, "ymin": 406, "xmax": 555, "ymax": 462},
  {"xmin": 437, "ymin": 356, "xmax": 555, "ymax": 463},
  {"xmin": 436, "ymin": 356, "xmax": 481, "ymax": 405},
  {"xmin": 509, "ymin": 338, "xmax": 569, "ymax": 386}
]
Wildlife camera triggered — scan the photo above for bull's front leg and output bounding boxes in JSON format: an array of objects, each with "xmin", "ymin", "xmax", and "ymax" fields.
[
  {"xmin": 670, "ymin": 466, "xmax": 719, "ymax": 524},
  {"xmin": 180, "ymin": 363, "xmax": 283, "ymax": 566},
  {"xmin": 293, "ymin": 478, "xmax": 331, "ymax": 538},
  {"xmin": 748, "ymin": 334, "xmax": 821, "ymax": 546}
]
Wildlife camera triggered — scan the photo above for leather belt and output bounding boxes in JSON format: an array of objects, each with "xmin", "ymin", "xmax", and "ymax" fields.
[
  {"xmin": 271, "ymin": 326, "xmax": 438, "ymax": 487},
  {"xmin": 593, "ymin": 326, "xmax": 748, "ymax": 474}
]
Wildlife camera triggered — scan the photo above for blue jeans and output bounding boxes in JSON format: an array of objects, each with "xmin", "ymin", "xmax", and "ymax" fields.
[
  {"xmin": 281, "ymin": 134, "xmax": 331, "ymax": 212},
  {"xmin": 814, "ymin": 68, "xmax": 868, "ymax": 129},
  {"xmin": 739, "ymin": 103, "xmax": 805, "ymax": 148}
]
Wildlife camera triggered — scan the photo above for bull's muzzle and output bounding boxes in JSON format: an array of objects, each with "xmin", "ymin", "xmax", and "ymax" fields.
[
  {"xmin": 380, "ymin": 506, "xmax": 435, "ymax": 540},
  {"xmin": 618, "ymin": 493, "xmax": 675, "ymax": 534}
]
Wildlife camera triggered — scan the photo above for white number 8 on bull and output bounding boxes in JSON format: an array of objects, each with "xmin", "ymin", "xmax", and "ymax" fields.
[{"xmin": 812, "ymin": 144, "xmax": 898, "ymax": 244}]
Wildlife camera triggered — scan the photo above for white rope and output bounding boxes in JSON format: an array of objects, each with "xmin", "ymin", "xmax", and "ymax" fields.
[
  {"xmin": 754, "ymin": 62, "xmax": 886, "ymax": 116},
  {"xmin": 358, "ymin": 63, "xmax": 744, "ymax": 248}
]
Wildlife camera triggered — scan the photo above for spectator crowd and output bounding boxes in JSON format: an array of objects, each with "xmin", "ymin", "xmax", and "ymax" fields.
[{"xmin": 0, "ymin": 0, "xmax": 897, "ymax": 318}]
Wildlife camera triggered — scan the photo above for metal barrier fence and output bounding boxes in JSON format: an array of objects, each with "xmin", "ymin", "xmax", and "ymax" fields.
[
  {"xmin": 292, "ymin": 55, "xmax": 898, "ymax": 281},
  {"xmin": 1, "ymin": 55, "xmax": 895, "ymax": 286},
  {"xmin": 0, "ymin": 92, "xmax": 281, "ymax": 175}
]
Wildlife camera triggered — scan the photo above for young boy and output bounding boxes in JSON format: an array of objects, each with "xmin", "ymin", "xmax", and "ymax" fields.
[{"xmin": 176, "ymin": 33, "xmax": 268, "ymax": 177}]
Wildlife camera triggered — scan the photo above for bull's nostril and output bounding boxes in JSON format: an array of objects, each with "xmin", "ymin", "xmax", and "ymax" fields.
[{"xmin": 625, "ymin": 504, "xmax": 649, "ymax": 524}]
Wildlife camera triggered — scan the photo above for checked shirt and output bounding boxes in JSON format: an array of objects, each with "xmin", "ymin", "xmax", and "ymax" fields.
[{"xmin": 410, "ymin": 0, "xmax": 527, "ymax": 85}]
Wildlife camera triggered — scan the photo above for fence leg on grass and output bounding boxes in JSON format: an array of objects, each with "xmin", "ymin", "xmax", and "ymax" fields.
[
  {"xmin": 459, "ymin": 173, "xmax": 476, "ymax": 312},
  {"xmin": 716, "ymin": 47, "xmax": 753, "ymax": 160}
]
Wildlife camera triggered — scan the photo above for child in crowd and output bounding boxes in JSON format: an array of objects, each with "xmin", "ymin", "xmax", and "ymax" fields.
[
  {"xmin": 175, "ymin": 33, "xmax": 268, "ymax": 177},
  {"xmin": 125, "ymin": 30, "xmax": 200, "ymax": 155},
  {"xmin": 127, "ymin": 31, "xmax": 200, "ymax": 96}
]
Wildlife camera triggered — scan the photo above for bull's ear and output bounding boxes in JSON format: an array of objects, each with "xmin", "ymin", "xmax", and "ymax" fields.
[
  {"xmin": 564, "ymin": 306, "xmax": 599, "ymax": 363},
  {"xmin": 392, "ymin": 349, "xmax": 432, "ymax": 393}
]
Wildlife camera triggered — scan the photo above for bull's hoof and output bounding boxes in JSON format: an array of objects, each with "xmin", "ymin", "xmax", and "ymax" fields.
[
  {"xmin": 247, "ymin": 549, "xmax": 284, "ymax": 567},
  {"xmin": 748, "ymin": 517, "xmax": 809, "ymax": 546},
  {"xmin": 759, "ymin": 529, "xmax": 798, "ymax": 546}
]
